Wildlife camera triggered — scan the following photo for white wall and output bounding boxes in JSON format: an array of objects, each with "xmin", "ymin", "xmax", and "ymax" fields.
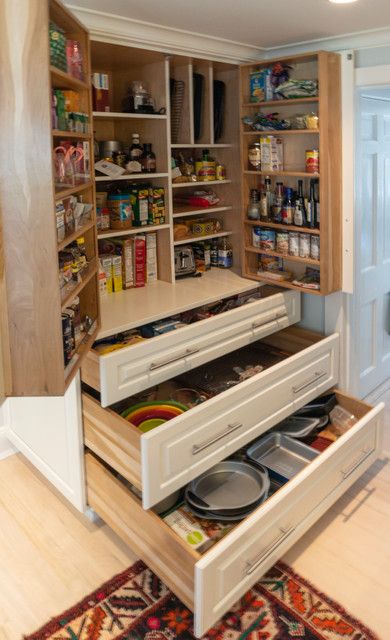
[{"xmin": 0, "ymin": 399, "xmax": 15, "ymax": 460}]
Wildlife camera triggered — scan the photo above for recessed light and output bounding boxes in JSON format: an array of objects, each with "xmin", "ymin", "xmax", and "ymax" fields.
[{"xmin": 329, "ymin": 0, "xmax": 358, "ymax": 3}]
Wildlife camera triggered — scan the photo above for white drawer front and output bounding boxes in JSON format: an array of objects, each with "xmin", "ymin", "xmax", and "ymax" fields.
[
  {"xmin": 141, "ymin": 333, "xmax": 339, "ymax": 508},
  {"xmin": 98, "ymin": 290, "xmax": 300, "ymax": 406},
  {"xmin": 193, "ymin": 402, "xmax": 383, "ymax": 637}
]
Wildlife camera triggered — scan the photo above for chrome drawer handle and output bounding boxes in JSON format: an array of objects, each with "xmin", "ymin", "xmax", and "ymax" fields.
[
  {"xmin": 252, "ymin": 312, "xmax": 287, "ymax": 330},
  {"xmin": 149, "ymin": 347, "xmax": 199, "ymax": 371},
  {"xmin": 192, "ymin": 422, "xmax": 243, "ymax": 455},
  {"xmin": 341, "ymin": 447, "xmax": 375, "ymax": 480},
  {"xmin": 245, "ymin": 526, "xmax": 295, "ymax": 576},
  {"xmin": 292, "ymin": 370, "xmax": 327, "ymax": 394}
]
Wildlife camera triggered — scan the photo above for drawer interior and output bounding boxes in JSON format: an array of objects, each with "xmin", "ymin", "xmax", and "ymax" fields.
[{"xmin": 86, "ymin": 390, "xmax": 374, "ymax": 567}]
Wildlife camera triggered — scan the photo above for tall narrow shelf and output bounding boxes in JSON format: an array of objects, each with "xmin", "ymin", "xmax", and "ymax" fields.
[{"xmin": 240, "ymin": 51, "xmax": 341, "ymax": 296}]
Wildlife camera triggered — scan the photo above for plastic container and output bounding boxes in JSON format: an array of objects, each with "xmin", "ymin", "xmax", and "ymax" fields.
[
  {"xmin": 107, "ymin": 193, "xmax": 132, "ymax": 230},
  {"xmin": 329, "ymin": 405, "xmax": 357, "ymax": 435}
]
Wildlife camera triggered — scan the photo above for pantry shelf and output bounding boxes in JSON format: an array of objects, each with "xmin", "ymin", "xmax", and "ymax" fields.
[
  {"xmin": 93, "ymin": 111, "xmax": 167, "ymax": 120},
  {"xmin": 244, "ymin": 171, "xmax": 320, "ymax": 178},
  {"xmin": 244, "ymin": 271, "xmax": 322, "ymax": 295},
  {"xmin": 98, "ymin": 269, "xmax": 258, "ymax": 339},
  {"xmin": 58, "ymin": 220, "xmax": 96, "ymax": 251},
  {"xmin": 95, "ymin": 173, "xmax": 169, "ymax": 182},
  {"xmin": 55, "ymin": 180, "xmax": 94, "ymax": 200},
  {"xmin": 172, "ymin": 180, "xmax": 232, "ymax": 188},
  {"xmin": 98, "ymin": 224, "xmax": 171, "ymax": 240},
  {"xmin": 171, "ymin": 143, "xmax": 233, "ymax": 149},
  {"xmin": 244, "ymin": 220, "xmax": 321, "ymax": 235},
  {"xmin": 245, "ymin": 245, "xmax": 320, "ymax": 266},
  {"xmin": 241, "ymin": 97, "xmax": 319, "ymax": 108},
  {"xmin": 50, "ymin": 65, "xmax": 90, "ymax": 91},
  {"xmin": 173, "ymin": 205, "xmax": 232, "ymax": 218},
  {"xmin": 174, "ymin": 231, "xmax": 232, "ymax": 246},
  {"xmin": 52, "ymin": 129, "xmax": 91, "ymax": 140},
  {"xmin": 242, "ymin": 129, "xmax": 319, "ymax": 136},
  {"xmin": 60, "ymin": 258, "xmax": 98, "ymax": 311}
]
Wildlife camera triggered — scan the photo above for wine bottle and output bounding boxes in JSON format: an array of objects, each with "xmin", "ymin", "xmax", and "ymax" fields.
[
  {"xmin": 294, "ymin": 179, "xmax": 307, "ymax": 227},
  {"xmin": 307, "ymin": 179, "xmax": 316, "ymax": 229}
]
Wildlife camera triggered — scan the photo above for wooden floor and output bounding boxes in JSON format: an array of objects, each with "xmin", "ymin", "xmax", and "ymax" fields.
[{"xmin": 0, "ymin": 398, "xmax": 390, "ymax": 639}]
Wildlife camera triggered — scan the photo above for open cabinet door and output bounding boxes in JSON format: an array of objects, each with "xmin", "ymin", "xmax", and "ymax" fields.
[{"xmin": 0, "ymin": 206, "xmax": 11, "ymax": 401}]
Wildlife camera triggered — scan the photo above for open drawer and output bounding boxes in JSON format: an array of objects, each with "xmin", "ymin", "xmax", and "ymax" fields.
[
  {"xmin": 83, "ymin": 326, "xmax": 339, "ymax": 508},
  {"xmin": 85, "ymin": 390, "xmax": 384, "ymax": 637},
  {"xmin": 81, "ymin": 288, "xmax": 300, "ymax": 406}
]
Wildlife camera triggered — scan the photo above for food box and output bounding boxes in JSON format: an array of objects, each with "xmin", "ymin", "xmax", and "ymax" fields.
[
  {"xmin": 250, "ymin": 68, "xmax": 273, "ymax": 103},
  {"xmin": 146, "ymin": 233, "xmax": 158, "ymax": 282},
  {"xmin": 133, "ymin": 235, "xmax": 146, "ymax": 287}
]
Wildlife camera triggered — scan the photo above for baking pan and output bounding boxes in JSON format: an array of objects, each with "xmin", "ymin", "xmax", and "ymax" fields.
[
  {"xmin": 246, "ymin": 433, "xmax": 319, "ymax": 482},
  {"xmin": 277, "ymin": 416, "xmax": 320, "ymax": 439},
  {"xmin": 184, "ymin": 501, "xmax": 262, "ymax": 522},
  {"xmin": 186, "ymin": 460, "xmax": 269, "ymax": 511},
  {"xmin": 295, "ymin": 393, "xmax": 337, "ymax": 417}
]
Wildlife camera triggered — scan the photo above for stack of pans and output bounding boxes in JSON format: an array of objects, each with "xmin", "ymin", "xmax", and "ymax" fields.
[{"xmin": 184, "ymin": 460, "xmax": 270, "ymax": 521}]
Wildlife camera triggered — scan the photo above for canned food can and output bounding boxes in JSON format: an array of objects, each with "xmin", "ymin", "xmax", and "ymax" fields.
[
  {"xmin": 299, "ymin": 233, "xmax": 311, "ymax": 258},
  {"xmin": 276, "ymin": 231, "xmax": 289, "ymax": 255},
  {"xmin": 310, "ymin": 235, "xmax": 320, "ymax": 260},
  {"xmin": 289, "ymin": 231, "xmax": 299, "ymax": 256},
  {"xmin": 306, "ymin": 149, "xmax": 319, "ymax": 174},
  {"xmin": 252, "ymin": 226, "xmax": 262, "ymax": 248},
  {"xmin": 260, "ymin": 228, "xmax": 276, "ymax": 251}
]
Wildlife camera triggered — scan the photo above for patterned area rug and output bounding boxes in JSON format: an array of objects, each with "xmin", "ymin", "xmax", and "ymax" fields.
[{"xmin": 25, "ymin": 560, "xmax": 378, "ymax": 640}]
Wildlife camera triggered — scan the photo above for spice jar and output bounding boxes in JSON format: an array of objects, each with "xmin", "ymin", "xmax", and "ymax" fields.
[
  {"xmin": 289, "ymin": 232, "xmax": 299, "ymax": 256},
  {"xmin": 141, "ymin": 143, "xmax": 156, "ymax": 173},
  {"xmin": 310, "ymin": 235, "xmax": 320, "ymax": 260},
  {"xmin": 248, "ymin": 142, "xmax": 261, "ymax": 170},
  {"xmin": 276, "ymin": 231, "xmax": 289, "ymax": 255},
  {"xmin": 299, "ymin": 233, "xmax": 311, "ymax": 258}
]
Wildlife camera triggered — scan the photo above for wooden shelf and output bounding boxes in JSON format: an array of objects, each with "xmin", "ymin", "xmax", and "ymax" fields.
[
  {"xmin": 64, "ymin": 319, "xmax": 99, "ymax": 387},
  {"xmin": 98, "ymin": 224, "xmax": 170, "ymax": 240},
  {"xmin": 174, "ymin": 231, "xmax": 232, "ymax": 246},
  {"xmin": 95, "ymin": 173, "xmax": 168, "ymax": 182},
  {"xmin": 244, "ymin": 271, "xmax": 322, "ymax": 295},
  {"xmin": 60, "ymin": 259, "xmax": 97, "ymax": 311},
  {"xmin": 245, "ymin": 245, "xmax": 320, "ymax": 266},
  {"xmin": 241, "ymin": 97, "xmax": 319, "ymax": 108},
  {"xmin": 244, "ymin": 220, "xmax": 320, "ymax": 235},
  {"xmin": 55, "ymin": 180, "xmax": 93, "ymax": 200},
  {"xmin": 172, "ymin": 180, "xmax": 231, "ymax": 188},
  {"xmin": 52, "ymin": 129, "xmax": 91, "ymax": 140},
  {"xmin": 242, "ymin": 129, "xmax": 319, "ymax": 136},
  {"xmin": 171, "ymin": 143, "xmax": 233, "ymax": 149},
  {"xmin": 58, "ymin": 220, "xmax": 96, "ymax": 251},
  {"xmin": 244, "ymin": 171, "xmax": 320, "ymax": 178},
  {"xmin": 173, "ymin": 205, "xmax": 232, "ymax": 218},
  {"xmin": 97, "ymin": 269, "xmax": 258, "ymax": 339},
  {"xmin": 50, "ymin": 66, "xmax": 89, "ymax": 91},
  {"xmin": 93, "ymin": 111, "xmax": 167, "ymax": 120}
]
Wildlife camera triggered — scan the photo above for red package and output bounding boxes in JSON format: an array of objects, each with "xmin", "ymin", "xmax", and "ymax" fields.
[{"xmin": 133, "ymin": 235, "xmax": 146, "ymax": 288}]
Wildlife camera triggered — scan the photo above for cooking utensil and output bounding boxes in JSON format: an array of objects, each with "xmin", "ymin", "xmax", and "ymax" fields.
[
  {"xmin": 246, "ymin": 432, "xmax": 319, "ymax": 482},
  {"xmin": 277, "ymin": 416, "xmax": 320, "ymax": 439}
]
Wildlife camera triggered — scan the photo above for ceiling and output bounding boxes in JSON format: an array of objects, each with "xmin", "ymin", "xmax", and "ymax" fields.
[{"xmin": 70, "ymin": 0, "xmax": 390, "ymax": 49}]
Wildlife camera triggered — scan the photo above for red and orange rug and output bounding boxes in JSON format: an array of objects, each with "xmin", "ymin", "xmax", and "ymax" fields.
[{"xmin": 25, "ymin": 560, "xmax": 378, "ymax": 640}]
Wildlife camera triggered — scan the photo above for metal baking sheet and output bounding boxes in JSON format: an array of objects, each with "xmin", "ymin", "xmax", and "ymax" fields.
[
  {"xmin": 246, "ymin": 433, "xmax": 319, "ymax": 482},
  {"xmin": 187, "ymin": 460, "xmax": 269, "ymax": 510},
  {"xmin": 277, "ymin": 416, "xmax": 320, "ymax": 439}
]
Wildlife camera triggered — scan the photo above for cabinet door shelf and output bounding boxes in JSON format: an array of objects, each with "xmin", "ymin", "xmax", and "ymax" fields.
[
  {"xmin": 50, "ymin": 65, "xmax": 90, "ymax": 91},
  {"xmin": 52, "ymin": 129, "xmax": 91, "ymax": 140},
  {"xmin": 61, "ymin": 259, "xmax": 98, "ymax": 310},
  {"xmin": 64, "ymin": 319, "xmax": 98, "ymax": 384},
  {"xmin": 58, "ymin": 220, "xmax": 96, "ymax": 251},
  {"xmin": 55, "ymin": 180, "xmax": 94, "ymax": 200},
  {"xmin": 174, "ymin": 231, "xmax": 232, "ymax": 245},
  {"xmin": 244, "ymin": 271, "xmax": 323, "ymax": 295},
  {"xmin": 245, "ymin": 245, "xmax": 319, "ymax": 266},
  {"xmin": 244, "ymin": 220, "xmax": 320, "ymax": 235}
]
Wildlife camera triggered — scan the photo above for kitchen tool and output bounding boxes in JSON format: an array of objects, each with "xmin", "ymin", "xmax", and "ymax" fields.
[
  {"xmin": 153, "ymin": 490, "xmax": 182, "ymax": 515},
  {"xmin": 99, "ymin": 140, "xmax": 122, "ymax": 159},
  {"xmin": 170, "ymin": 78, "xmax": 185, "ymax": 144},
  {"xmin": 121, "ymin": 400, "xmax": 188, "ymax": 419},
  {"xmin": 184, "ymin": 501, "xmax": 260, "ymax": 522},
  {"xmin": 128, "ymin": 407, "xmax": 184, "ymax": 426},
  {"xmin": 277, "ymin": 416, "xmax": 321, "ymax": 439},
  {"xmin": 137, "ymin": 418, "xmax": 166, "ymax": 433},
  {"xmin": 295, "ymin": 393, "xmax": 337, "ymax": 417},
  {"xmin": 213, "ymin": 80, "xmax": 225, "ymax": 141},
  {"xmin": 246, "ymin": 432, "xmax": 319, "ymax": 482},
  {"xmin": 186, "ymin": 460, "xmax": 269, "ymax": 511},
  {"xmin": 170, "ymin": 388, "xmax": 207, "ymax": 408},
  {"xmin": 193, "ymin": 73, "xmax": 204, "ymax": 141},
  {"xmin": 174, "ymin": 245, "xmax": 196, "ymax": 277}
]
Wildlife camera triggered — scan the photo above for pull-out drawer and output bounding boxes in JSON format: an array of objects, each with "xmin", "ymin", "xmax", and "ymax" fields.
[
  {"xmin": 81, "ymin": 288, "xmax": 300, "ymax": 406},
  {"xmin": 83, "ymin": 326, "xmax": 339, "ymax": 508},
  {"xmin": 85, "ymin": 390, "xmax": 384, "ymax": 638}
]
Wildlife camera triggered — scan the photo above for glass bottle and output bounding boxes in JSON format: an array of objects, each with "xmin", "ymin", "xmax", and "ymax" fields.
[
  {"xmin": 141, "ymin": 143, "xmax": 156, "ymax": 173},
  {"xmin": 218, "ymin": 237, "xmax": 233, "ymax": 269},
  {"xmin": 294, "ymin": 179, "xmax": 307, "ymax": 227},
  {"xmin": 210, "ymin": 239, "xmax": 219, "ymax": 267},
  {"xmin": 273, "ymin": 181, "xmax": 284, "ymax": 223},
  {"xmin": 281, "ymin": 187, "xmax": 294, "ymax": 225},
  {"xmin": 264, "ymin": 176, "xmax": 273, "ymax": 219},
  {"xmin": 127, "ymin": 133, "xmax": 143, "ymax": 173},
  {"xmin": 306, "ymin": 179, "xmax": 316, "ymax": 229},
  {"xmin": 314, "ymin": 179, "xmax": 320, "ymax": 229},
  {"xmin": 247, "ymin": 188, "xmax": 261, "ymax": 220}
]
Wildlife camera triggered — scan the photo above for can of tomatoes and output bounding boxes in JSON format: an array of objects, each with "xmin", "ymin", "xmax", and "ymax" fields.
[{"xmin": 306, "ymin": 149, "xmax": 319, "ymax": 174}]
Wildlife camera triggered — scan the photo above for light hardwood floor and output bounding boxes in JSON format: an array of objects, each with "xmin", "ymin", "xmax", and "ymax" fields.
[{"xmin": 0, "ymin": 403, "xmax": 389, "ymax": 639}]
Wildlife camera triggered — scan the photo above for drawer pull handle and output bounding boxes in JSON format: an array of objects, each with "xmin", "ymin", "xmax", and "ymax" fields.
[
  {"xmin": 150, "ymin": 347, "xmax": 199, "ymax": 371},
  {"xmin": 245, "ymin": 526, "xmax": 295, "ymax": 576},
  {"xmin": 292, "ymin": 370, "xmax": 327, "ymax": 394},
  {"xmin": 341, "ymin": 447, "xmax": 375, "ymax": 480},
  {"xmin": 192, "ymin": 422, "xmax": 243, "ymax": 455},
  {"xmin": 252, "ymin": 312, "xmax": 287, "ymax": 330}
]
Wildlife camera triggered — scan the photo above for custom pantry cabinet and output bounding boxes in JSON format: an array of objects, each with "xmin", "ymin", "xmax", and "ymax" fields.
[{"xmin": 0, "ymin": 1, "xmax": 384, "ymax": 638}]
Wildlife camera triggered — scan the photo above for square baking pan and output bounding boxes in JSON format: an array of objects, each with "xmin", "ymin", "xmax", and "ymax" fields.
[{"xmin": 246, "ymin": 432, "xmax": 319, "ymax": 482}]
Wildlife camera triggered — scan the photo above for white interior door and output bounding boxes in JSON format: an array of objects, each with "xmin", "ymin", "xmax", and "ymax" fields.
[{"xmin": 355, "ymin": 92, "xmax": 390, "ymax": 396}]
